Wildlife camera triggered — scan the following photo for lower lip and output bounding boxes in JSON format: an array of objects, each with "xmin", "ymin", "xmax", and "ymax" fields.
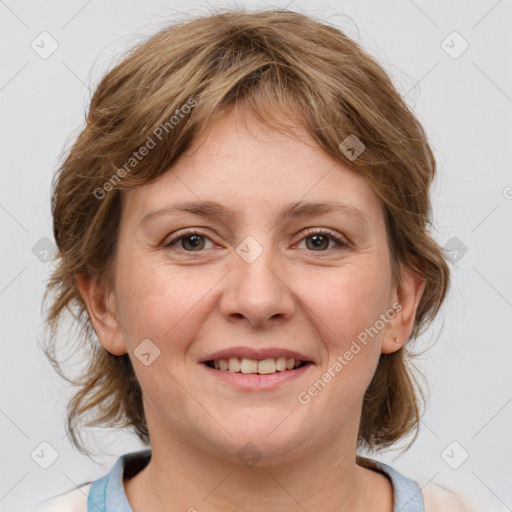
[{"xmin": 200, "ymin": 362, "xmax": 314, "ymax": 390}]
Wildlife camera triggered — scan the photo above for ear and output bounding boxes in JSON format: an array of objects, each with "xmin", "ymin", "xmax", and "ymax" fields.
[
  {"xmin": 75, "ymin": 272, "xmax": 127, "ymax": 356},
  {"xmin": 381, "ymin": 262, "xmax": 426, "ymax": 354}
]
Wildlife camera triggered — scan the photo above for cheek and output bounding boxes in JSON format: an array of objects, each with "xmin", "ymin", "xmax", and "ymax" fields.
[
  {"xmin": 302, "ymin": 259, "xmax": 390, "ymax": 364},
  {"xmin": 114, "ymin": 255, "xmax": 216, "ymax": 349},
  {"xmin": 117, "ymin": 258, "xmax": 185, "ymax": 344},
  {"xmin": 294, "ymin": 267, "xmax": 389, "ymax": 418}
]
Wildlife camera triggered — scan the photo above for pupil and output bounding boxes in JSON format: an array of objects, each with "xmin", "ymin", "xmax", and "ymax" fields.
[
  {"xmin": 308, "ymin": 234, "xmax": 328, "ymax": 250},
  {"xmin": 184, "ymin": 235, "xmax": 204, "ymax": 250}
]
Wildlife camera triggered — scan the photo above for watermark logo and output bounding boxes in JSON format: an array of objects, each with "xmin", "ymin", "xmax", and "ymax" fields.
[
  {"xmin": 443, "ymin": 236, "xmax": 468, "ymax": 262},
  {"xmin": 236, "ymin": 442, "xmax": 262, "ymax": 468},
  {"xmin": 32, "ymin": 236, "xmax": 57, "ymax": 263},
  {"xmin": 338, "ymin": 134, "xmax": 365, "ymax": 161},
  {"xmin": 441, "ymin": 31, "xmax": 469, "ymax": 59},
  {"xmin": 236, "ymin": 236, "xmax": 264, "ymax": 264},
  {"xmin": 31, "ymin": 31, "xmax": 59, "ymax": 59},
  {"xmin": 31, "ymin": 441, "xmax": 59, "ymax": 469},
  {"xmin": 134, "ymin": 338, "xmax": 161, "ymax": 366},
  {"xmin": 441, "ymin": 441, "xmax": 469, "ymax": 469}
]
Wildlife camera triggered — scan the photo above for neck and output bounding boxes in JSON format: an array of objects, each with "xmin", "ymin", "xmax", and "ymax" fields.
[{"xmin": 124, "ymin": 434, "xmax": 392, "ymax": 512}]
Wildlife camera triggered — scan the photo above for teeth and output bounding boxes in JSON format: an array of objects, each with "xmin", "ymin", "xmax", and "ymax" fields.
[
  {"xmin": 257, "ymin": 358, "xmax": 276, "ymax": 374},
  {"xmin": 210, "ymin": 357, "xmax": 306, "ymax": 374},
  {"xmin": 275, "ymin": 357, "xmax": 287, "ymax": 371},
  {"xmin": 228, "ymin": 357, "xmax": 241, "ymax": 372},
  {"xmin": 240, "ymin": 358, "xmax": 258, "ymax": 373}
]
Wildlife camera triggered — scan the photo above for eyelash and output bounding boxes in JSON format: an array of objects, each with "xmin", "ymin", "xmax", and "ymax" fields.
[{"xmin": 163, "ymin": 228, "xmax": 350, "ymax": 253}]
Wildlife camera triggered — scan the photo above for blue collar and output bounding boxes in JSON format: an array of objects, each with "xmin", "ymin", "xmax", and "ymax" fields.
[
  {"xmin": 87, "ymin": 449, "xmax": 152, "ymax": 512},
  {"xmin": 87, "ymin": 449, "xmax": 424, "ymax": 512},
  {"xmin": 370, "ymin": 459, "xmax": 425, "ymax": 511}
]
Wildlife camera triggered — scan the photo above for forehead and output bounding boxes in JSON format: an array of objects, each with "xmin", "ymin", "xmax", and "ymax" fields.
[{"xmin": 121, "ymin": 108, "xmax": 385, "ymax": 230}]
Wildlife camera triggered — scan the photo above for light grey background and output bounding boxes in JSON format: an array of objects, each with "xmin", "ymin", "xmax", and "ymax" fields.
[{"xmin": 1, "ymin": 0, "xmax": 511, "ymax": 511}]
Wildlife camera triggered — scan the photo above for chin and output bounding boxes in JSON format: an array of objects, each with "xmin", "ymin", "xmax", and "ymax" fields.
[{"xmin": 203, "ymin": 422, "xmax": 312, "ymax": 467}]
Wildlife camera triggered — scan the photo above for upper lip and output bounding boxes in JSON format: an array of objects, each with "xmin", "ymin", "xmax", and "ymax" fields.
[{"xmin": 199, "ymin": 346, "xmax": 315, "ymax": 364}]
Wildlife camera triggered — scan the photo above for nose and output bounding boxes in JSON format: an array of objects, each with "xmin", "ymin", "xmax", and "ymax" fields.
[{"xmin": 219, "ymin": 238, "xmax": 296, "ymax": 328}]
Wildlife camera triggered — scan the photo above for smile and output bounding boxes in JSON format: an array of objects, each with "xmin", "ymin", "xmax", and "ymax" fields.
[
  {"xmin": 201, "ymin": 358, "xmax": 314, "ymax": 390},
  {"xmin": 205, "ymin": 356, "xmax": 309, "ymax": 374}
]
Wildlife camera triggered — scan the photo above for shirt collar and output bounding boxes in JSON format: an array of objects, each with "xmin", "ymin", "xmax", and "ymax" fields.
[
  {"xmin": 88, "ymin": 448, "xmax": 151, "ymax": 512},
  {"xmin": 366, "ymin": 458, "xmax": 425, "ymax": 512},
  {"xmin": 89, "ymin": 449, "xmax": 423, "ymax": 512}
]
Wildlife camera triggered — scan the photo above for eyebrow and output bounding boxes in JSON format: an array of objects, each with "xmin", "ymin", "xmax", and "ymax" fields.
[{"xmin": 138, "ymin": 200, "xmax": 369, "ymax": 228}]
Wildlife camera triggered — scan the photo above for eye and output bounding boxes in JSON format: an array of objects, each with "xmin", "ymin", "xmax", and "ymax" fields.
[
  {"xmin": 163, "ymin": 230, "xmax": 214, "ymax": 252},
  {"xmin": 163, "ymin": 228, "xmax": 350, "ymax": 253},
  {"xmin": 298, "ymin": 228, "xmax": 350, "ymax": 252}
]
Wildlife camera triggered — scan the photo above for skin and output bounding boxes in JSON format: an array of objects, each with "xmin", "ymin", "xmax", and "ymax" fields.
[{"xmin": 78, "ymin": 106, "xmax": 424, "ymax": 512}]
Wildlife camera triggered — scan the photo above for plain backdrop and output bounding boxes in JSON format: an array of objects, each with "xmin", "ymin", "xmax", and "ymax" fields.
[{"xmin": 1, "ymin": 0, "xmax": 511, "ymax": 511}]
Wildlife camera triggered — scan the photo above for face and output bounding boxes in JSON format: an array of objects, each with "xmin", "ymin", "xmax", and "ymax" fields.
[{"xmin": 86, "ymin": 107, "xmax": 418, "ymax": 465}]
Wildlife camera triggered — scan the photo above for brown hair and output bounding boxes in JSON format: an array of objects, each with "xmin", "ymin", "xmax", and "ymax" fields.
[{"xmin": 42, "ymin": 7, "xmax": 450, "ymax": 456}]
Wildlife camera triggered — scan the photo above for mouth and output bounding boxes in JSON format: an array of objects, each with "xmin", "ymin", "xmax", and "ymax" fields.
[
  {"xmin": 203, "ymin": 357, "xmax": 312, "ymax": 374},
  {"xmin": 200, "ymin": 357, "xmax": 314, "ymax": 390}
]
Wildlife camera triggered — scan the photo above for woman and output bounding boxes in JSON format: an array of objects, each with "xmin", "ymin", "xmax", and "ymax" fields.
[{"xmin": 31, "ymin": 8, "xmax": 480, "ymax": 512}]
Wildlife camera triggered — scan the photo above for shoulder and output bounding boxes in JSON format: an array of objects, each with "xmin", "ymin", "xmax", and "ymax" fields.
[
  {"xmin": 421, "ymin": 482, "xmax": 484, "ymax": 512},
  {"xmin": 23, "ymin": 483, "xmax": 91, "ymax": 512},
  {"xmin": 357, "ymin": 456, "xmax": 483, "ymax": 512}
]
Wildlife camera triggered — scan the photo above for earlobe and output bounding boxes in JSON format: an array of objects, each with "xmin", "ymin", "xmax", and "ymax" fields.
[
  {"xmin": 381, "ymin": 263, "xmax": 426, "ymax": 354},
  {"xmin": 75, "ymin": 272, "xmax": 127, "ymax": 356}
]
